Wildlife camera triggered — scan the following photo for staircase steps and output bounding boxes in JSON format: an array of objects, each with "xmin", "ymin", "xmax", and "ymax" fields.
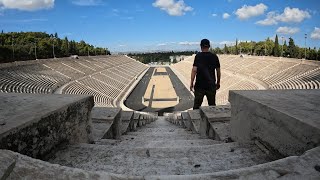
[
  {"xmin": 49, "ymin": 117, "xmax": 272, "ymax": 176},
  {"xmin": 49, "ymin": 142, "xmax": 271, "ymax": 176}
]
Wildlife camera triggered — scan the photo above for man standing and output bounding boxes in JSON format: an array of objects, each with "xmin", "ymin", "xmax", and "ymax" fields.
[{"xmin": 190, "ymin": 39, "xmax": 221, "ymax": 109}]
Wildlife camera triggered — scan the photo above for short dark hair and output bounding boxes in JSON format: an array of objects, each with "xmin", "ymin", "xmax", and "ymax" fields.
[{"xmin": 200, "ymin": 39, "xmax": 210, "ymax": 48}]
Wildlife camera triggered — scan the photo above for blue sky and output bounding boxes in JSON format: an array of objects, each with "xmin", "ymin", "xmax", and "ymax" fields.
[{"xmin": 0, "ymin": 0, "xmax": 320, "ymax": 52}]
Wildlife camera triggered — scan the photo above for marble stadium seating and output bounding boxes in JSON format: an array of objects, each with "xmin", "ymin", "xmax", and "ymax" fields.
[
  {"xmin": 171, "ymin": 54, "xmax": 320, "ymax": 105},
  {"xmin": 0, "ymin": 55, "xmax": 148, "ymax": 107}
]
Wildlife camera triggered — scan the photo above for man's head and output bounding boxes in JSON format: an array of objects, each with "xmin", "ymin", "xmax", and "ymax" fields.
[{"xmin": 200, "ymin": 39, "xmax": 210, "ymax": 52}]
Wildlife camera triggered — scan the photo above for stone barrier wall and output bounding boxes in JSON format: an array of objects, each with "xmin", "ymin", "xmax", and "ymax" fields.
[
  {"xmin": 0, "ymin": 93, "xmax": 94, "ymax": 159},
  {"xmin": 229, "ymin": 90, "xmax": 320, "ymax": 156}
]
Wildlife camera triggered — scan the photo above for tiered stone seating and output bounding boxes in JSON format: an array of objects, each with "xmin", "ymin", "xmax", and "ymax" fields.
[
  {"xmin": 0, "ymin": 64, "xmax": 68, "ymax": 94},
  {"xmin": 0, "ymin": 55, "xmax": 148, "ymax": 107},
  {"xmin": 172, "ymin": 54, "xmax": 320, "ymax": 105},
  {"xmin": 63, "ymin": 81, "xmax": 114, "ymax": 107},
  {"xmin": 171, "ymin": 55, "xmax": 261, "ymax": 105}
]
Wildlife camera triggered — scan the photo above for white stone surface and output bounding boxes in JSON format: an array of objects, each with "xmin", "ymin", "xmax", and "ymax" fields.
[
  {"xmin": 230, "ymin": 90, "xmax": 320, "ymax": 156},
  {"xmin": 0, "ymin": 93, "xmax": 94, "ymax": 159},
  {"xmin": 91, "ymin": 107, "xmax": 122, "ymax": 139},
  {"xmin": 49, "ymin": 118, "xmax": 271, "ymax": 176},
  {"xmin": 187, "ymin": 110, "xmax": 201, "ymax": 133}
]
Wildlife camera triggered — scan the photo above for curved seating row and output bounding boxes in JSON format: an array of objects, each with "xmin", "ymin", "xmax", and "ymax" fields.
[
  {"xmin": 171, "ymin": 54, "xmax": 320, "ymax": 105},
  {"xmin": 62, "ymin": 60, "xmax": 147, "ymax": 106},
  {"xmin": 0, "ymin": 55, "xmax": 148, "ymax": 107}
]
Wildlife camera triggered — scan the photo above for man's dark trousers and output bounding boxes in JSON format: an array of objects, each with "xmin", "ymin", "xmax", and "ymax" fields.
[{"xmin": 193, "ymin": 87, "xmax": 216, "ymax": 109}]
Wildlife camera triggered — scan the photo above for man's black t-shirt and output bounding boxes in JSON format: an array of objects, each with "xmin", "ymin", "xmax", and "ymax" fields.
[{"xmin": 193, "ymin": 52, "xmax": 220, "ymax": 90}]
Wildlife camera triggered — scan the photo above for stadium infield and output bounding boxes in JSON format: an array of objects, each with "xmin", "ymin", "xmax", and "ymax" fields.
[{"xmin": 124, "ymin": 66, "xmax": 194, "ymax": 115}]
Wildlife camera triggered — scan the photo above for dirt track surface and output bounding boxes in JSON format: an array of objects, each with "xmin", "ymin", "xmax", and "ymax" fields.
[{"xmin": 124, "ymin": 67, "xmax": 194, "ymax": 114}]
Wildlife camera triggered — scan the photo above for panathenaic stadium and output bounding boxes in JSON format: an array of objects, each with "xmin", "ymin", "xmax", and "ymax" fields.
[{"xmin": 0, "ymin": 54, "xmax": 319, "ymax": 179}]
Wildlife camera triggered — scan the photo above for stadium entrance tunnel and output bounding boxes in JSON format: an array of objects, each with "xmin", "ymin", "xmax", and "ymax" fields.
[{"xmin": 124, "ymin": 67, "xmax": 194, "ymax": 115}]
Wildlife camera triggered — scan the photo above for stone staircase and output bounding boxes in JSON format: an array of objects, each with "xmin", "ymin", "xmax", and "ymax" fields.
[
  {"xmin": 1, "ymin": 91, "xmax": 320, "ymax": 179},
  {"xmin": 48, "ymin": 115, "xmax": 273, "ymax": 176}
]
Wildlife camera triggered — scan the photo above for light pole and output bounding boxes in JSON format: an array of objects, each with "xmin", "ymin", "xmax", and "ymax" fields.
[{"xmin": 304, "ymin": 34, "xmax": 307, "ymax": 60}]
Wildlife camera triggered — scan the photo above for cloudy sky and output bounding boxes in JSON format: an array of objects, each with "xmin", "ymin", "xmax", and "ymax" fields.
[{"xmin": 0, "ymin": 0, "xmax": 319, "ymax": 52}]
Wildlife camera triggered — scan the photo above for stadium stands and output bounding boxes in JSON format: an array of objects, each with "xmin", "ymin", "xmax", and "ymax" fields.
[
  {"xmin": 0, "ymin": 55, "xmax": 148, "ymax": 107},
  {"xmin": 1, "ymin": 54, "xmax": 319, "ymax": 107},
  {"xmin": 171, "ymin": 54, "xmax": 320, "ymax": 105}
]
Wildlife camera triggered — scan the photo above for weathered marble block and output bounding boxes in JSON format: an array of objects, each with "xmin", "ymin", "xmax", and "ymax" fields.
[
  {"xmin": 181, "ymin": 112, "xmax": 190, "ymax": 129},
  {"xmin": 187, "ymin": 110, "xmax": 201, "ymax": 133},
  {"xmin": 121, "ymin": 111, "xmax": 134, "ymax": 135},
  {"xmin": 91, "ymin": 107, "xmax": 121, "ymax": 140},
  {"xmin": 200, "ymin": 106, "xmax": 231, "ymax": 139},
  {"xmin": 132, "ymin": 112, "xmax": 140, "ymax": 130},
  {"xmin": 229, "ymin": 90, "xmax": 320, "ymax": 156},
  {"xmin": 0, "ymin": 93, "xmax": 94, "ymax": 159}
]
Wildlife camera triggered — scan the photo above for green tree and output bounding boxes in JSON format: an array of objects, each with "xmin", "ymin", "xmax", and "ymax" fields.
[
  {"xmin": 235, "ymin": 39, "xmax": 238, "ymax": 55},
  {"xmin": 273, "ymin": 35, "xmax": 280, "ymax": 57},
  {"xmin": 224, "ymin": 44, "xmax": 229, "ymax": 54},
  {"xmin": 287, "ymin": 37, "xmax": 296, "ymax": 58}
]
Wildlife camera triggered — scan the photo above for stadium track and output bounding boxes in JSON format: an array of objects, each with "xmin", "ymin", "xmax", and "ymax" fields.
[{"xmin": 124, "ymin": 67, "xmax": 194, "ymax": 115}]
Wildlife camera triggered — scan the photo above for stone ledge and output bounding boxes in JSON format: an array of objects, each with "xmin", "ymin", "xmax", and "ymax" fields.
[
  {"xmin": 0, "ymin": 150, "xmax": 142, "ymax": 180},
  {"xmin": 147, "ymin": 146, "xmax": 320, "ymax": 180},
  {"xmin": 187, "ymin": 110, "xmax": 201, "ymax": 133},
  {"xmin": 229, "ymin": 90, "xmax": 320, "ymax": 156},
  {"xmin": 91, "ymin": 107, "xmax": 122, "ymax": 140},
  {"xmin": 0, "ymin": 93, "xmax": 94, "ymax": 159},
  {"xmin": 120, "ymin": 111, "xmax": 134, "ymax": 135},
  {"xmin": 199, "ymin": 106, "xmax": 231, "ymax": 139}
]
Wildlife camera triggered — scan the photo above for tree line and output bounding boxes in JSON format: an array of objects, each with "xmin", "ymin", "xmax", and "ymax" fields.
[
  {"xmin": 128, "ymin": 51, "xmax": 196, "ymax": 64},
  {"xmin": 210, "ymin": 35, "xmax": 320, "ymax": 61},
  {"xmin": 0, "ymin": 31, "xmax": 110, "ymax": 63}
]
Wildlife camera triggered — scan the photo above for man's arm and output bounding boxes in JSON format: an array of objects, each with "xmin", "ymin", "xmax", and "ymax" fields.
[
  {"xmin": 216, "ymin": 68, "xmax": 221, "ymax": 90},
  {"xmin": 190, "ymin": 66, "xmax": 197, "ymax": 92}
]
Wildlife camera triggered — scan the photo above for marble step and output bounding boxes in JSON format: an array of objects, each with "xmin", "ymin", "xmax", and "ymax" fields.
[
  {"xmin": 126, "ymin": 130, "xmax": 195, "ymax": 136},
  {"xmin": 135, "ymin": 127, "xmax": 187, "ymax": 133},
  {"xmin": 95, "ymin": 139, "xmax": 223, "ymax": 148},
  {"xmin": 49, "ymin": 142, "xmax": 271, "ymax": 176},
  {"xmin": 119, "ymin": 134, "xmax": 202, "ymax": 141}
]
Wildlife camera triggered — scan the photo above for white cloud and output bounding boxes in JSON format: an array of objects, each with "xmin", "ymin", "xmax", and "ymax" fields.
[
  {"xmin": 157, "ymin": 43, "xmax": 167, "ymax": 46},
  {"xmin": 276, "ymin": 7, "xmax": 311, "ymax": 23},
  {"xmin": 276, "ymin": 26, "xmax": 300, "ymax": 35},
  {"xmin": 235, "ymin": 3, "xmax": 268, "ymax": 20},
  {"xmin": 212, "ymin": 13, "xmax": 217, "ymax": 17},
  {"xmin": 72, "ymin": 0, "xmax": 102, "ymax": 6},
  {"xmin": 152, "ymin": 0, "xmax": 193, "ymax": 16},
  {"xmin": 256, "ymin": 12, "xmax": 278, "ymax": 25},
  {"xmin": 311, "ymin": 27, "xmax": 320, "ymax": 40},
  {"xmin": 0, "ymin": 0, "xmax": 54, "ymax": 11},
  {"xmin": 256, "ymin": 7, "xmax": 311, "ymax": 26},
  {"xmin": 219, "ymin": 41, "xmax": 235, "ymax": 46},
  {"xmin": 178, "ymin": 41, "xmax": 198, "ymax": 46},
  {"xmin": 223, "ymin": 13, "xmax": 230, "ymax": 19},
  {"xmin": 0, "ymin": 18, "xmax": 48, "ymax": 23}
]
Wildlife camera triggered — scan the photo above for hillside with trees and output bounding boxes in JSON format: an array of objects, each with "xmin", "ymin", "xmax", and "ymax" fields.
[
  {"xmin": 211, "ymin": 35, "xmax": 320, "ymax": 61},
  {"xmin": 0, "ymin": 31, "xmax": 110, "ymax": 63}
]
